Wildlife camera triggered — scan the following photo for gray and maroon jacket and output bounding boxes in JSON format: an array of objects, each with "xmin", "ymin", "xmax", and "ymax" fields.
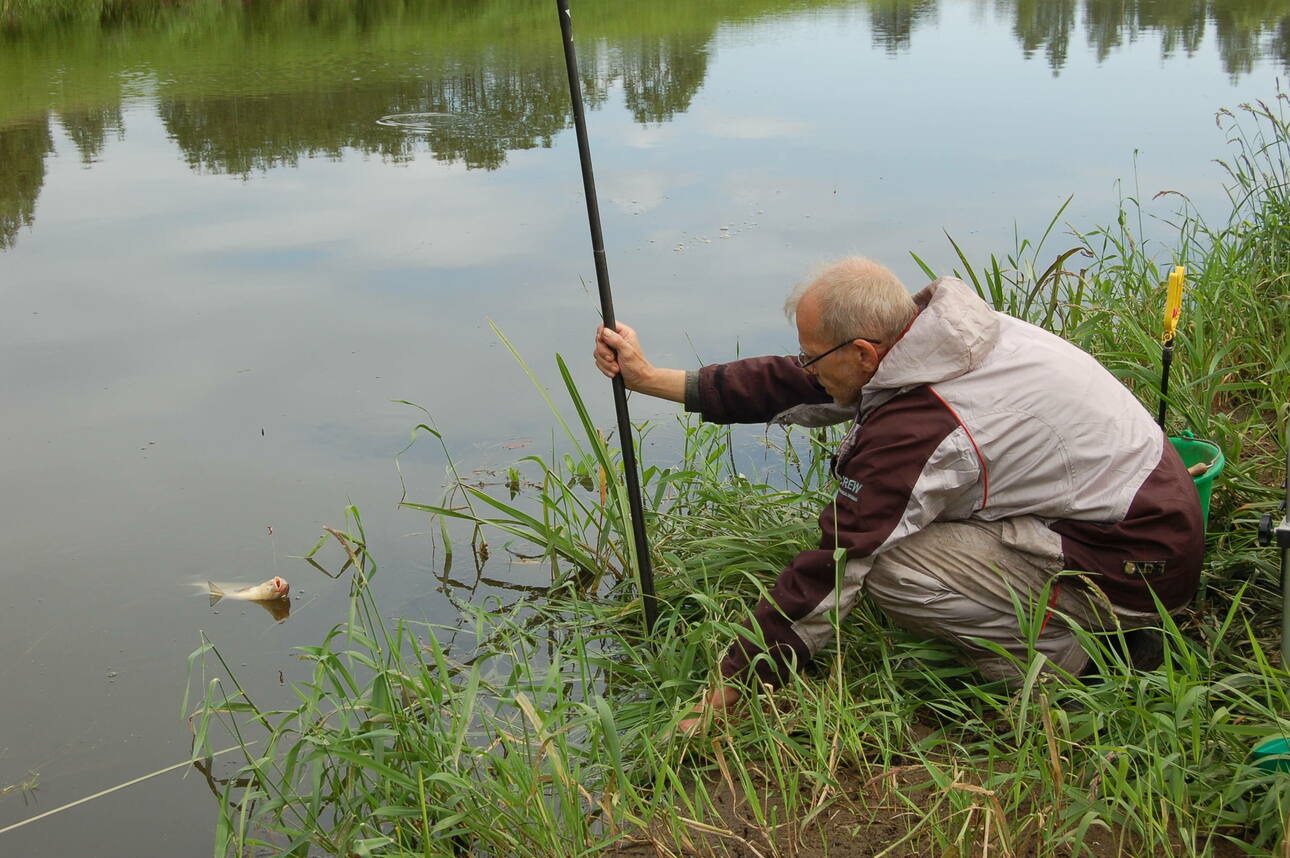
[{"xmin": 686, "ymin": 277, "xmax": 1204, "ymax": 686}]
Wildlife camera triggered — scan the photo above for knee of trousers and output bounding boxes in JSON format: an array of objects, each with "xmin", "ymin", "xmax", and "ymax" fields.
[{"xmin": 863, "ymin": 553, "xmax": 996, "ymax": 638}]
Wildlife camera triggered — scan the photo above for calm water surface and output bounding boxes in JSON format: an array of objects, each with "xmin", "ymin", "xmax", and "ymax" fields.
[{"xmin": 1, "ymin": 1, "xmax": 1287, "ymax": 854}]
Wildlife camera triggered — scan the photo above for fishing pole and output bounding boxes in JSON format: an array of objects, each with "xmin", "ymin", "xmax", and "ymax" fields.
[
  {"xmin": 1157, "ymin": 265, "xmax": 1185, "ymax": 428},
  {"xmin": 1251, "ymin": 424, "xmax": 1290, "ymax": 771},
  {"xmin": 554, "ymin": 0, "xmax": 658, "ymax": 634},
  {"xmin": 1257, "ymin": 424, "xmax": 1290, "ymax": 671}
]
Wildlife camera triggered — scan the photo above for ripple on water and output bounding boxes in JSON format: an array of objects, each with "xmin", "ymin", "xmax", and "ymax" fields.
[{"xmin": 376, "ymin": 112, "xmax": 470, "ymax": 132}]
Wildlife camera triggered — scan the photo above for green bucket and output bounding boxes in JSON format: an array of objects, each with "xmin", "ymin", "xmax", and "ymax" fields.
[
  {"xmin": 1169, "ymin": 433, "xmax": 1225, "ymax": 524},
  {"xmin": 1252, "ymin": 736, "xmax": 1290, "ymax": 773}
]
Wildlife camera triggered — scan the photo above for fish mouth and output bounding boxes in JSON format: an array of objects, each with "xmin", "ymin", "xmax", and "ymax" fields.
[{"xmin": 272, "ymin": 577, "xmax": 290, "ymax": 598}]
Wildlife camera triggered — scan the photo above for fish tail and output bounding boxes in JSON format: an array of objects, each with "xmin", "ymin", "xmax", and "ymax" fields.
[{"xmin": 208, "ymin": 581, "xmax": 224, "ymax": 607}]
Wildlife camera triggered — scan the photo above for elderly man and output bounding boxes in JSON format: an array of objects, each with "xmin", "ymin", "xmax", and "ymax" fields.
[{"xmin": 593, "ymin": 257, "xmax": 1203, "ymax": 723}]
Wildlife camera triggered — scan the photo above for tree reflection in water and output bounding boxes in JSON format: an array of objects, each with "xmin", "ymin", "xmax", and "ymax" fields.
[{"xmin": 0, "ymin": 117, "xmax": 52, "ymax": 250}]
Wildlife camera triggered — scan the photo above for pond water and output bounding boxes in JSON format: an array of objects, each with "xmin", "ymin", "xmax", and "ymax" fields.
[{"xmin": 1, "ymin": 0, "xmax": 1287, "ymax": 854}]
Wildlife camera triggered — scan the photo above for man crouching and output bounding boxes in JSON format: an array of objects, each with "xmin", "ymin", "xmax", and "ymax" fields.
[{"xmin": 593, "ymin": 257, "xmax": 1203, "ymax": 730}]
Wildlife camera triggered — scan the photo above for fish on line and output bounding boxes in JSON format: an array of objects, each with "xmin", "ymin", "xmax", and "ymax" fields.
[{"xmin": 206, "ymin": 577, "xmax": 290, "ymax": 607}]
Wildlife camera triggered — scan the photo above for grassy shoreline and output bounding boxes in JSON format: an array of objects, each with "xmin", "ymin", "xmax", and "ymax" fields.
[{"xmin": 188, "ymin": 97, "xmax": 1289, "ymax": 857}]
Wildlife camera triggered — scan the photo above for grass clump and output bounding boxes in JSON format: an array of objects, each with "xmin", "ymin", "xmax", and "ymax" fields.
[{"xmin": 188, "ymin": 96, "xmax": 1290, "ymax": 856}]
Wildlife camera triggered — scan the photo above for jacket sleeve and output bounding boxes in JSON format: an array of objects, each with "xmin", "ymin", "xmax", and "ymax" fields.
[
  {"xmin": 720, "ymin": 387, "xmax": 982, "ymax": 686},
  {"xmin": 692, "ymin": 356, "xmax": 833, "ymax": 424}
]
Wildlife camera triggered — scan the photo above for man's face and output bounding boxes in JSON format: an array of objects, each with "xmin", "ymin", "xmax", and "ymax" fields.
[{"xmin": 795, "ymin": 291, "xmax": 878, "ymax": 408}]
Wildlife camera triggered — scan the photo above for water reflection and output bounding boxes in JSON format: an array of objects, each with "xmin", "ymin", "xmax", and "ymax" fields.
[
  {"xmin": 59, "ymin": 104, "xmax": 124, "ymax": 164},
  {"xmin": 1012, "ymin": 0, "xmax": 1079, "ymax": 69},
  {"xmin": 0, "ymin": 118, "xmax": 52, "ymax": 250},
  {"xmin": 617, "ymin": 29, "xmax": 713, "ymax": 123},
  {"xmin": 254, "ymin": 597, "xmax": 292, "ymax": 622},
  {"xmin": 1010, "ymin": 0, "xmax": 1290, "ymax": 74},
  {"xmin": 1068, "ymin": 0, "xmax": 1286, "ymax": 75},
  {"xmin": 868, "ymin": 0, "xmax": 937, "ymax": 52}
]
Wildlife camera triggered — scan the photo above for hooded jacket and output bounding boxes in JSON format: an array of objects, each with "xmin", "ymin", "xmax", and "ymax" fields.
[{"xmin": 687, "ymin": 278, "xmax": 1204, "ymax": 686}]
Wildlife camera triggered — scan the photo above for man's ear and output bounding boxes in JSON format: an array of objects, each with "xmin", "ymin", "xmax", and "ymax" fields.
[{"xmin": 856, "ymin": 339, "xmax": 882, "ymax": 373}]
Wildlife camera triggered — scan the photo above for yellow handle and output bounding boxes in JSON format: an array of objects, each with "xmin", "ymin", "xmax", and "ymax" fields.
[{"xmin": 1163, "ymin": 265, "xmax": 1185, "ymax": 343}]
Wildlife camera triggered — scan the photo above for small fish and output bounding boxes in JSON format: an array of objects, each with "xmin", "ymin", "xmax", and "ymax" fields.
[
  {"xmin": 1187, "ymin": 461, "xmax": 1212, "ymax": 477},
  {"xmin": 207, "ymin": 577, "xmax": 290, "ymax": 607}
]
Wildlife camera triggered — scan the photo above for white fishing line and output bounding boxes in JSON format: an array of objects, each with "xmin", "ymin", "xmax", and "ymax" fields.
[{"xmin": 0, "ymin": 744, "xmax": 247, "ymax": 837}]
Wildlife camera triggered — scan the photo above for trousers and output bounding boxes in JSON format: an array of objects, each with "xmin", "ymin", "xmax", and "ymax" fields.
[{"xmin": 862, "ymin": 516, "xmax": 1160, "ymax": 680}]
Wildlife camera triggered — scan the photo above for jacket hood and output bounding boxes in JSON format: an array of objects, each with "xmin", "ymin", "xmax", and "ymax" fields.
[{"xmin": 866, "ymin": 277, "xmax": 1000, "ymax": 392}]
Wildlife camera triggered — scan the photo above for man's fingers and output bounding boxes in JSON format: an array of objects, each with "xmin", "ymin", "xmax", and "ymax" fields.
[
  {"xmin": 594, "ymin": 342, "xmax": 615, "ymax": 360},
  {"xmin": 593, "ymin": 321, "xmax": 642, "ymax": 384},
  {"xmin": 593, "ymin": 323, "xmax": 619, "ymax": 378},
  {"xmin": 673, "ymin": 716, "xmax": 703, "ymax": 737},
  {"xmin": 593, "ymin": 346, "xmax": 619, "ymax": 378},
  {"xmin": 663, "ymin": 686, "xmax": 741, "ymax": 741},
  {"xmin": 599, "ymin": 326, "xmax": 630, "ymax": 352}
]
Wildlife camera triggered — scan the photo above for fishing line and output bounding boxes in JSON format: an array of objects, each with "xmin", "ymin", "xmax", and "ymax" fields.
[{"xmin": 0, "ymin": 744, "xmax": 248, "ymax": 837}]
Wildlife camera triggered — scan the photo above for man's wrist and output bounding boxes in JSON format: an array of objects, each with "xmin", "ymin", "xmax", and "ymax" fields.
[{"xmin": 635, "ymin": 367, "xmax": 686, "ymax": 403}]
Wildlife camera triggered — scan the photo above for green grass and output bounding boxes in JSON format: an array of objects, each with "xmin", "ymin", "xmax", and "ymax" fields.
[{"xmin": 187, "ymin": 96, "xmax": 1290, "ymax": 856}]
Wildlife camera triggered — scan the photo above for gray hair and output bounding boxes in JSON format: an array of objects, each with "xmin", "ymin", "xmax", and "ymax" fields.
[{"xmin": 784, "ymin": 257, "xmax": 916, "ymax": 344}]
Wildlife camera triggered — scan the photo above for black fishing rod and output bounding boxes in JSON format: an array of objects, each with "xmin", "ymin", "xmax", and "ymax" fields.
[{"xmin": 554, "ymin": 0, "xmax": 658, "ymax": 634}]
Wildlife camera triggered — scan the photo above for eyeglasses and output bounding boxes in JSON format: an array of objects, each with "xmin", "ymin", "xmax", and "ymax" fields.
[{"xmin": 796, "ymin": 336, "xmax": 882, "ymax": 369}]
